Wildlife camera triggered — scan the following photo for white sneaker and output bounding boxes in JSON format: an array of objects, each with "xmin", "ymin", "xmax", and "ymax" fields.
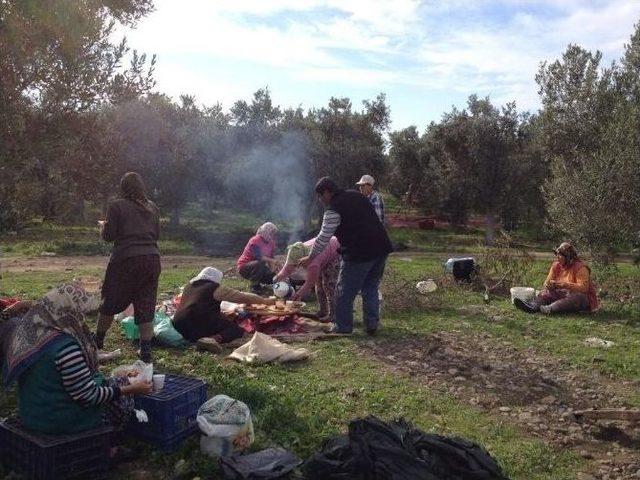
[{"xmin": 540, "ymin": 305, "xmax": 552, "ymax": 315}]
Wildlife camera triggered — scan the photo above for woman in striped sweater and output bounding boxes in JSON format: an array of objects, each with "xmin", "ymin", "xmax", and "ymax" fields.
[{"xmin": 1, "ymin": 283, "xmax": 151, "ymax": 435}]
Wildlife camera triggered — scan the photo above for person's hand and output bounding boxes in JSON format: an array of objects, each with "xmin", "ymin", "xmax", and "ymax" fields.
[
  {"xmin": 298, "ymin": 256, "xmax": 310, "ymax": 268},
  {"xmin": 121, "ymin": 380, "xmax": 153, "ymax": 396},
  {"xmin": 546, "ymin": 280, "xmax": 556, "ymax": 290}
]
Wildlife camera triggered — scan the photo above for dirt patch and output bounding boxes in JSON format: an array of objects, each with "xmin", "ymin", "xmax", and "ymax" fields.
[
  {"xmin": 0, "ymin": 255, "xmax": 236, "ymax": 273},
  {"xmin": 360, "ymin": 331, "xmax": 640, "ymax": 479}
]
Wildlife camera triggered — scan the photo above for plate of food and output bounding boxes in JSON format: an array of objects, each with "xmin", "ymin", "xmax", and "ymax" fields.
[{"xmin": 245, "ymin": 300, "xmax": 306, "ymax": 316}]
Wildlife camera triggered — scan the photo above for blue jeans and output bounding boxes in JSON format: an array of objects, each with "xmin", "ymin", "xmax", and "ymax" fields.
[{"xmin": 334, "ymin": 255, "xmax": 388, "ymax": 333}]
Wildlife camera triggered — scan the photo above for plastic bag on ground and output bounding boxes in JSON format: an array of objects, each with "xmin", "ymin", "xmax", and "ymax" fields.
[
  {"xmin": 220, "ymin": 448, "xmax": 302, "ymax": 479},
  {"xmin": 584, "ymin": 337, "xmax": 615, "ymax": 348},
  {"xmin": 197, "ymin": 395, "xmax": 254, "ymax": 458},
  {"xmin": 119, "ymin": 311, "xmax": 187, "ymax": 348}
]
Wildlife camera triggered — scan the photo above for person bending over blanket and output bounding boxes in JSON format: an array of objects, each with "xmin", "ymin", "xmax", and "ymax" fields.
[
  {"xmin": 274, "ymin": 236, "xmax": 340, "ymax": 321},
  {"xmin": 172, "ymin": 267, "xmax": 275, "ymax": 345},
  {"xmin": 1, "ymin": 283, "xmax": 152, "ymax": 437},
  {"xmin": 237, "ymin": 222, "xmax": 279, "ymax": 294},
  {"xmin": 514, "ymin": 242, "xmax": 598, "ymax": 315}
]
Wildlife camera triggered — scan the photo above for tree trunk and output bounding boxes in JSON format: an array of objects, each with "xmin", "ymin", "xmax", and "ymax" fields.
[
  {"xmin": 170, "ymin": 207, "xmax": 181, "ymax": 227},
  {"xmin": 485, "ymin": 212, "xmax": 496, "ymax": 246}
]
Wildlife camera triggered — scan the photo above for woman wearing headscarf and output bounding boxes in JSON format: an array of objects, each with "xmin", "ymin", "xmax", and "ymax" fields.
[
  {"xmin": 172, "ymin": 267, "xmax": 275, "ymax": 346},
  {"xmin": 237, "ymin": 222, "xmax": 279, "ymax": 294},
  {"xmin": 1, "ymin": 283, "xmax": 152, "ymax": 436},
  {"xmin": 96, "ymin": 172, "xmax": 161, "ymax": 363},
  {"xmin": 274, "ymin": 236, "xmax": 341, "ymax": 321},
  {"xmin": 514, "ymin": 242, "xmax": 599, "ymax": 315}
]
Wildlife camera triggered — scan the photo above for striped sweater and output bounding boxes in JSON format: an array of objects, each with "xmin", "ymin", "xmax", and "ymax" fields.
[
  {"xmin": 54, "ymin": 343, "xmax": 120, "ymax": 407},
  {"xmin": 310, "ymin": 210, "xmax": 341, "ymax": 259}
]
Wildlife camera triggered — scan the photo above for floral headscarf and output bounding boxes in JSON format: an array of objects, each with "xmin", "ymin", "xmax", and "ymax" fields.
[
  {"xmin": 257, "ymin": 222, "xmax": 278, "ymax": 242},
  {"xmin": 2, "ymin": 283, "xmax": 100, "ymax": 387}
]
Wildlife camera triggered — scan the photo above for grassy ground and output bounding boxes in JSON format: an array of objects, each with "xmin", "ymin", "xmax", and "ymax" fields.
[{"xmin": 2, "ymin": 251, "xmax": 639, "ymax": 479}]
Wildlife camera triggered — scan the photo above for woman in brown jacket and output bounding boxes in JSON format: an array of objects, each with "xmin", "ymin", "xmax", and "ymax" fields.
[{"xmin": 95, "ymin": 172, "xmax": 161, "ymax": 363}]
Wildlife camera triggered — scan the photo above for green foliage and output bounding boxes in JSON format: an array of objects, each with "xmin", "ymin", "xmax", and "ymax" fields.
[
  {"xmin": 0, "ymin": 0, "xmax": 156, "ymax": 230},
  {"xmin": 537, "ymin": 29, "xmax": 640, "ymax": 262},
  {"xmin": 478, "ymin": 232, "xmax": 536, "ymax": 288},
  {"xmin": 387, "ymin": 97, "xmax": 546, "ymax": 242}
]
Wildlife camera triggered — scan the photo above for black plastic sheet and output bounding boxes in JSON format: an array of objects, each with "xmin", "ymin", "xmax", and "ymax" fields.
[
  {"xmin": 221, "ymin": 447, "xmax": 302, "ymax": 479},
  {"xmin": 303, "ymin": 416, "xmax": 509, "ymax": 480}
]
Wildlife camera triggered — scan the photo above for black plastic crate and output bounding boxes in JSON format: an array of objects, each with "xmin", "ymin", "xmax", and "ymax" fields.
[
  {"xmin": 0, "ymin": 418, "xmax": 112, "ymax": 480},
  {"xmin": 128, "ymin": 374, "xmax": 207, "ymax": 451}
]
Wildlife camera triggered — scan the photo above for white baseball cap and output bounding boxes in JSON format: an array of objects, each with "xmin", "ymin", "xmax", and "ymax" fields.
[{"xmin": 356, "ymin": 174, "xmax": 375, "ymax": 186}]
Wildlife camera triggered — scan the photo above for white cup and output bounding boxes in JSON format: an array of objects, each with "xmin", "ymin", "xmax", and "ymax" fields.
[{"xmin": 152, "ymin": 374, "xmax": 166, "ymax": 391}]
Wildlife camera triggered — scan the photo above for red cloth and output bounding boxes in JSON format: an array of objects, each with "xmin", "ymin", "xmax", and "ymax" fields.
[
  {"xmin": 0, "ymin": 297, "xmax": 19, "ymax": 310},
  {"xmin": 236, "ymin": 314, "xmax": 307, "ymax": 335}
]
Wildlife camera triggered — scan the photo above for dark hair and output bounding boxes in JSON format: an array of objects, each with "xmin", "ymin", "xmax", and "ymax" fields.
[
  {"xmin": 120, "ymin": 172, "xmax": 147, "ymax": 201},
  {"xmin": 120, "ymin": 172, "xmax": 153, "ymax": 212},
  {"xmin": 315, "ymin": 177, "xmax": 339, "ymax": 195}
]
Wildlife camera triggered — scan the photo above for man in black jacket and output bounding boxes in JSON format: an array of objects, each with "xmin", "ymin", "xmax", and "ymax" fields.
[{"xmin": 300, "ymin": 177, "xmax": 393, "ymax": 334}]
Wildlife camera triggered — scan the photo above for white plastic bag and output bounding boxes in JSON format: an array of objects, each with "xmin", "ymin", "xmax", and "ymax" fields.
[
  {"xmin": 197, "ymin": 395, "xmax": 254, "ymax": 457},
  {"xmin": 112, "ymin": 360, "xmax": 153, "ymax": 384}
]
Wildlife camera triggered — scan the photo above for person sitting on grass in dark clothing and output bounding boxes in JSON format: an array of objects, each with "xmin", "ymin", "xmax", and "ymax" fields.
[
  {"xmin": 172, "ymin": 267, "xmax": 275, "ymax": 351},
  {"xmin": 237, "ymin": 222, "xmax": 279, "ymax": 294},
  {"xmin": 514, "ymin": 242, "xmax": 599, "ymax": 315}
]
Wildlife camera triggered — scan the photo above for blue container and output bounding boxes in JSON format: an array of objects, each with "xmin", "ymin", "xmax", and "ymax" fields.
[
  {"xmin": 128, "ymin": 374, "xmax": 207, "ymax": 451},
  {"xmin": 0, "ymin": 418, "xmax": 112, "ymax": 480}
]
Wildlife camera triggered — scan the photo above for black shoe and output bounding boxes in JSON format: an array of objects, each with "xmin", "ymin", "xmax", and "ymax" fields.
[
  {"xmin": 514, "ymin": 298, "xmax": 537, "ymax": 314},
  {"xmin": 137, "ymin": 348, "xmax": 152, "ymax": 364},
  {"xmin": 366, "ymin": 328, "xmax": 377, "ymax": 336}
]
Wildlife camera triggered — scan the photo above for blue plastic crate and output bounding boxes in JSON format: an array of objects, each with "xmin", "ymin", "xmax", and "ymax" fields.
[
  {"xmin": 0, "ymin": 418, "xmax": 112, "ymax": 480},
  {"xmin": 128, "ymin": 374, "xmax": 207, "ymax": 451}
]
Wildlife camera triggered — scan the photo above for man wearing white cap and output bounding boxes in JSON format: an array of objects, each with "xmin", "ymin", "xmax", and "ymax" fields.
[{"xmin": 356, "ymin": 174, "xmax": 384, "ymax": 224}]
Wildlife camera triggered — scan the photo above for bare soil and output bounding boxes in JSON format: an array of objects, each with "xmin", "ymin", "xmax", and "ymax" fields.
[
  {"xmin": 360, "ymin": 331, "xmax": 640, "ymax": 479},
  {"xmin": 0, "ymin": 255, "xmax": 236, "ymax": 273}
]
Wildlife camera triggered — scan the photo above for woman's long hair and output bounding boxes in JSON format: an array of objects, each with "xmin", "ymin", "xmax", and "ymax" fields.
[{"xmin": 120, "ymin": 172, "xmax": 154, "ymax": 213}]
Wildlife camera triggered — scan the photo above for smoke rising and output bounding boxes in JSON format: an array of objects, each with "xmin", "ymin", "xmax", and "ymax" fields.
[{"xmin": 223, "ymin": 130, "xmax": 314, "ymax": 244}]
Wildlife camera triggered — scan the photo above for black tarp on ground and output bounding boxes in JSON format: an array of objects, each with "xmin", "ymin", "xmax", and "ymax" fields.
[
  {"xmin": 302, "ymin": 416, "xmax": 509, "ymax": 480},
  {"xmin": 220, "ymin": 447, "xmax": 302, "ymax": 479}
]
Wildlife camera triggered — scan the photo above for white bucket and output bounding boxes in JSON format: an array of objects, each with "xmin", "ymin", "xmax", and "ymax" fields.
[{"xmin": 510, "ymin": 287, "xmax": 535, "ymax": 305}]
